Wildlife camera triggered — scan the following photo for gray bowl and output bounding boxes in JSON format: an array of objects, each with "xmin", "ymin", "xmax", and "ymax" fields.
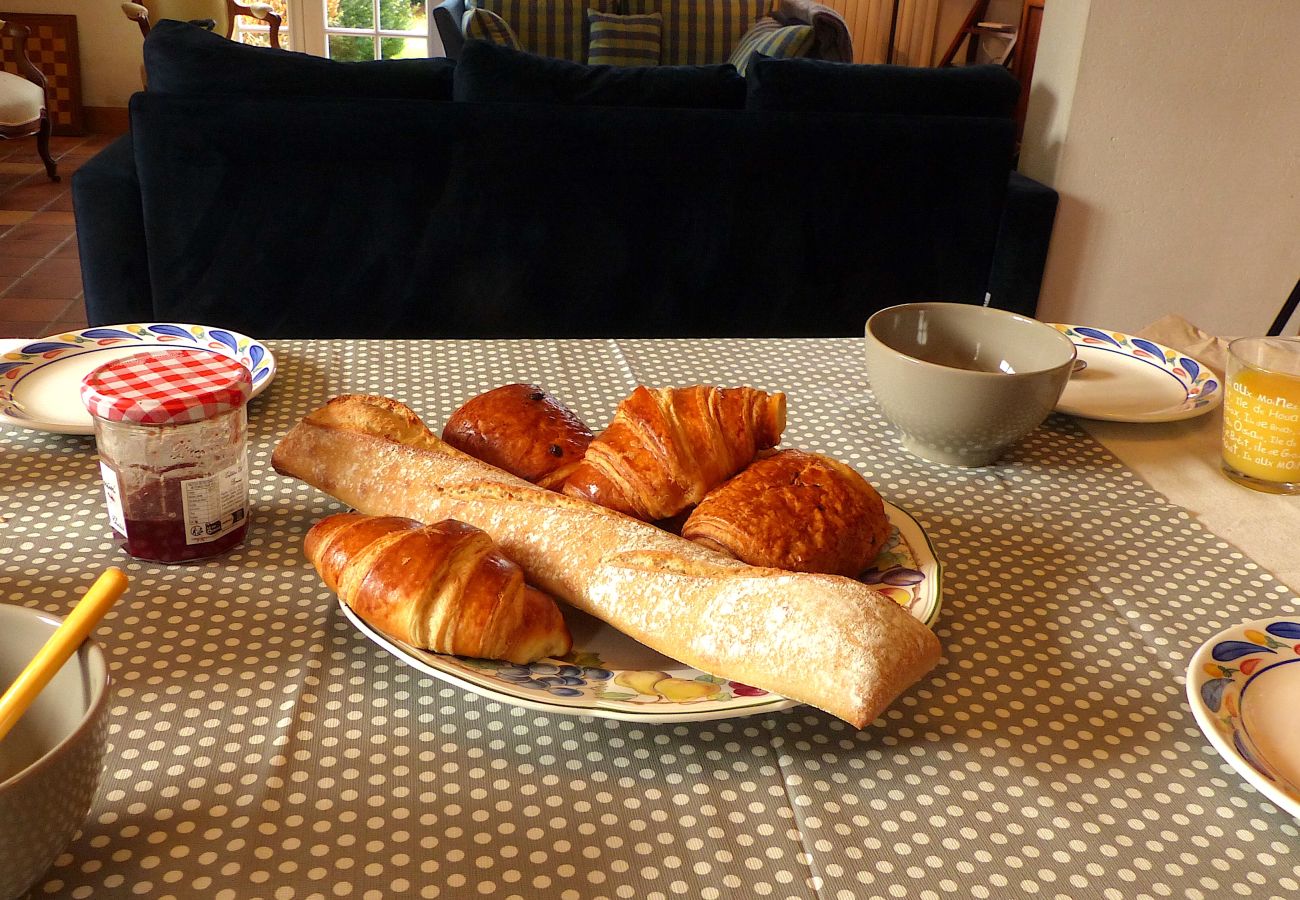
[
  {"xmin": 0, "ymin": 604, "xmax": 110, "ymax": 899},
  {"xmin": 864, "ymin": 303, "xmax": 1077, "ymax": 466}
]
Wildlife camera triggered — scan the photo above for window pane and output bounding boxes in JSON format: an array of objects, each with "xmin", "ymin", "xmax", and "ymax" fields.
[
  {"xmin": 383, "ymin": 36, "xmax": 426, "ymax": 59},
  {"xmin": 328, "ymin": 33, "xmax": 376, "ymax": 61},
  {"xmin": 380, "ymin": 0, "xmax": 424, "ymax": 32},
  {"xmin": 328, "ymin": 0, "xmax": 375, "ymax": 29}
]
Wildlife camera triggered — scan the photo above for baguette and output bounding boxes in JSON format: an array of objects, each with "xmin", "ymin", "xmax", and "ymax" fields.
[{"xmin": 272, "ymin": 395, "xmax": 941, "ymax": 728}]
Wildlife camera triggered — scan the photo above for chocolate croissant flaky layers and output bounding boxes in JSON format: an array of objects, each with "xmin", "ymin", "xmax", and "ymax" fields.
[{"xmin": 272, "ymin": 394, "xmax": 941, "ymax": 728}]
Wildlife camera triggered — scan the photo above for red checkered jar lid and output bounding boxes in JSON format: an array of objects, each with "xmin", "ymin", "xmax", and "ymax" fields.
[{"xmin": 81, "ymin": 350, "xmax": 251, "ymax": 425}]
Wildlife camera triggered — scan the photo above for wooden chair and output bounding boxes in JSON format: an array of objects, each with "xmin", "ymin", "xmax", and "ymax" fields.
[
  {"xmin": 0, "ymin": 21, "xmax": 57, "ymax": 182},
  {"xmin": 121, "ymin": 0, "xmax": 282, "ymax": 49}
]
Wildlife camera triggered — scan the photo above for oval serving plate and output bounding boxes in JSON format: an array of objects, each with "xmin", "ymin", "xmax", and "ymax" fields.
[
  {"xmin": 1049, "ymin": 324, "xmax": 1221, "ymax": 422},
  {"xmin": 341, "ymin": 500, "xmax": 943, "ymax": 724},
  {"xmin": 1186, "ymin": 618, "xmax": 1300, "ymax": 819},
  {"xmin": 0, "ymin": 323, "xmax": 276, "ymax": 435}
]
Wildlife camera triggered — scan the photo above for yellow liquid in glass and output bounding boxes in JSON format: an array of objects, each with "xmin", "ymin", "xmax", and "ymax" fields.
[{"xmin": 1222, "ymin": 367, "xmax": 1300, "ymax": 482}]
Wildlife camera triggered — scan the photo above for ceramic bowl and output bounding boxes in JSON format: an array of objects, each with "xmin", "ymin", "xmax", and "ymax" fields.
[
  {"xmin": 864, "ymin": 303, "xmax": 1077, "ymax": 466},
  {"xmin": 0, "ymin": 604, "xmax": 110, "ymax": 899}
]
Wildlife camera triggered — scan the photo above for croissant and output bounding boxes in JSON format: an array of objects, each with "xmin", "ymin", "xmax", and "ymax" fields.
[
  {"xmin": 305, "ymin": 512, "xmax": 572, "ymax": 664},
  {"xmin": 563, "ymin": 385, "xmax": 787, "ymax": 521},
  {"xmin": 442, "ymin": 383, "xmax": 593, "ymax": 490},
  {"xmin": 682, "ymin": 449, "xmax": 891, "ymax": 577}
]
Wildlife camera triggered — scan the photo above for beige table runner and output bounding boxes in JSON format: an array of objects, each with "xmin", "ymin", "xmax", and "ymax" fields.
[{"xmin": 2, "ymin": 338, "xmax": 1297, "ymax": 899}]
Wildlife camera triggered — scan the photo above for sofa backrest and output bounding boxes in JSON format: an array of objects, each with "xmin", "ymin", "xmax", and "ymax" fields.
[
  {"xmin": 746, "ymin": 57, "xmax": 1021, "ymax": 117},
  {"xmin": 143, "ymin": 19, "xmax": 456, "ymax": 98},
  {"xmin": 126, "ymin": 93, "xmax": 1015, "ymax": 338}
]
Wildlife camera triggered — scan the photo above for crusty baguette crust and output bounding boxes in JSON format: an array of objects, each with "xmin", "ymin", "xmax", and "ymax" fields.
[{"xmin": 272, "ymin": 395, "xmax": 941, "ymax": 727}]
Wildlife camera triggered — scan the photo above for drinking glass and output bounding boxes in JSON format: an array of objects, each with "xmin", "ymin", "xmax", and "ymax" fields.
[{"xmin": 1221, "ymin": 336, "xmax": 1300, "ymax": 494}]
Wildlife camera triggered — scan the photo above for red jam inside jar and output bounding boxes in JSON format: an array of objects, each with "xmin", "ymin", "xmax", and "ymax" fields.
[
  {"xmin": 82, "ymin": 350, "xmax": 252, "ymax": 564},
  {"xmin": 108, "ymin": 466, "xmax": 249, "ymax": 562}
]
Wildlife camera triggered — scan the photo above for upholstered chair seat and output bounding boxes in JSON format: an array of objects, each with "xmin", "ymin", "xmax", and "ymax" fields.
[{"xmin": 0, "ymin": 71, "xmax": 44, "ymax": 126}]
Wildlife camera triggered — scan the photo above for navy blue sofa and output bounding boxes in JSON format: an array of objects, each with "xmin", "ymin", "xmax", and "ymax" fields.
[{"xmin": 72, "ymin": 22, "xmax": 1057, "ymax": 339}]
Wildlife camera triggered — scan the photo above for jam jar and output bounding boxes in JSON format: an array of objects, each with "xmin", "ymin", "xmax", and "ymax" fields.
[{"xmin": 81, "ymin": 350, "xmax": 252, "ymax": 563}]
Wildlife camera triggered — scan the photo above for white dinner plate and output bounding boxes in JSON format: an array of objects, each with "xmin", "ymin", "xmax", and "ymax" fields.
[
  {"xmin": 1186, "ymin": 618, "xmax": 1300, "ymax": 819},
  {"xmin": 341, "ymin": 500, "xmax": 943, "ymax": 724},
  {"xmin": 1049, "ymin": 324, "xmax": 1222, "ymax": 422},
  {"xmin": 0, "ymin": 323, "xmax": 276, "ymax": 435}
]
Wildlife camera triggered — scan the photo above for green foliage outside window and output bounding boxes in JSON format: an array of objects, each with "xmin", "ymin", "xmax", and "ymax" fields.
[{"xmin": 329, "ymin": 0, "xmax": 416, "ymax": 60}]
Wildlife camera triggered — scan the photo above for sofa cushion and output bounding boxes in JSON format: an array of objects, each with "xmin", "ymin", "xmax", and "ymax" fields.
[
  {"xmin": 745, "ymin": 57, "xmax": 1021, "ymax": 117},
  {"xmin": 587, "ymin": 11, "xmax": 662, "ymax": 67},
  {"xmin": 462, "ymin": 8, "xmax": 522, "ymax": 49},
  {"xmin": 453, "ymin": 40, "xmax": 746, "ymax": 108},
  {"xmin": 728, "ymin": 18, "xmax": 814, "ymax": 76},
  {"xmin": 623, "ymin": 0, "xmax": 769, "ymax": 65},
  {"xmin": 143, "ymin": 19, "xmax": 456, "ymax": 100},
  {"xmin": 468, "ymin": 0, "xmax": 615, "ymax": 62}
]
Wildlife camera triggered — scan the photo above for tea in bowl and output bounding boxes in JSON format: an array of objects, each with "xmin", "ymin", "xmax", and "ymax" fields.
[
  {"xmin": 864, "ymin": 302, "xmax": 1077, "ymax": 466},
  {"xmin": 0, "ymin": 604, "xmax": 111, "ymax": 899}
]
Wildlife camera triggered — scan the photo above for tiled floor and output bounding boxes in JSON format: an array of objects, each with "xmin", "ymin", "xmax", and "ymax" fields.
[{"xmin": 0, "ymin": 132, "xmax": 116, "ymax": 339}]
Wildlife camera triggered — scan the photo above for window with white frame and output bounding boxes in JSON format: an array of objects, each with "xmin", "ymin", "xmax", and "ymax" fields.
[{"xmin": 235, "ymin": 0, "xmax": 434, "ymax": 59}]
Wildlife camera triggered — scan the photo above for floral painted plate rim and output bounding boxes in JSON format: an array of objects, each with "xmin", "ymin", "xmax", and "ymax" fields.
[
  {"xmin": 1049, "ymin": 324, "xmax": 1221, "ymax": 422},
  {"xmin": 1186, "ymin": 618, "xmax": 1300, "ymax": 819},
  {"xmin": 0, "ymin": 323, "xmax": 276, "ymax": 435},
  {"xmin": 341, "ymin": 500, "xmax": 943, "ymax": 724}
]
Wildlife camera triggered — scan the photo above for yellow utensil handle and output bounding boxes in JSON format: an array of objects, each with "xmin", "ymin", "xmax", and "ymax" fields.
[{"xmin": 0, "ymin": 568, "xmax": 128, "ymax": 742}]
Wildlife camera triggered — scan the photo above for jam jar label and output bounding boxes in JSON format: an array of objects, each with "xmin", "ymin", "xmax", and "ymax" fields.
[
  {"xmin": 180, "ymin": 457, "xmax": 249, "ymax": 545},
  {"xmin": 99, "ymin": 461, "xmax": 127, "ymax": 537}
]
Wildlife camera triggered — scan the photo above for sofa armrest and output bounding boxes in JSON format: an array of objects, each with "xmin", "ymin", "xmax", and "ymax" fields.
[
  {"xmin": 71, "ymin": 133, "xmax": 154, "ymax": 326},
  {"xmin": 433, "ymin": 0, "xmax": 467, "ymax": 59},
  {"xmin": 987, "ymin": 169, "xmax": 1058, "ymax": 318}
]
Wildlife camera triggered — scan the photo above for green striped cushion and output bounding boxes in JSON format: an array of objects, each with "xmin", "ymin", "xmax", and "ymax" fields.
[
  {"xmin": 623, "ymin": 0, "xmax": 768, "ymax": 66},
  {"xmin": 727, "ymin": 17, "xmax": 814, "ymax": 76},
  {"xmin": 468, "ymin": 0, "xmax": 614, "ymax": 62},
  {"xmin": 587, "ymin": 11, "xmax": 662, "ymax": 67},
  {"xmin": 462, "ymin": 7, "xmax": 522, "ymax": 50}
]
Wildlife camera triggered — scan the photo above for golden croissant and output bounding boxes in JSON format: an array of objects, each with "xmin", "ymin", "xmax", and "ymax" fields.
[
  {"xmin": 305, "ymin": 512, "xmax": 572, "ymax": 664},
  {"xmin": 563, "ymin": 385, "xmax": 787, "ymax": 521}
]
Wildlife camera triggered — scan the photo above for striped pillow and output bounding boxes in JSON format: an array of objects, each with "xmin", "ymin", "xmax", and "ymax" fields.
[
  {"xmin": 728, "ymin": 17, "xmax": 814, "ymax": 76},
  {"xmin": 469, "ymin": 0, "xmax": 613, "ymax": 62},
  {"xmin": 587, "ymin": 11, "xmax": 662, "ymax": 67},
  {"xmin": 462, "ymin": 7, "xmax": 522, "ymax": 50},
  {"xmin": 624, "ymin": 0, "xmax": 768, "ymax": 66}
]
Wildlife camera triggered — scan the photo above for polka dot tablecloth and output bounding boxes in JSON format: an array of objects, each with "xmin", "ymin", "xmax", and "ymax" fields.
[{"xmin": 2, "ymin": 338, "xmax": 1298, "ymax": 900}]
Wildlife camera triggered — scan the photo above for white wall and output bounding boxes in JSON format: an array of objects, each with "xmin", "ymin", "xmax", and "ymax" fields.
[
  {"xmin": 1019, "ymin": 0, "xmax": 1300, "ymax": 337},
  {"xmin": 4, "ymin": 1, "xmax": 142, "ymax": 108}
]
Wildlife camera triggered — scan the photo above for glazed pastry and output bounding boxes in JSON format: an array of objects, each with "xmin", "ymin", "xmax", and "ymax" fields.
[
  {"xmin": 562, "ymin": 385, "xmax": 787, "ymax": 521},
  {"xmin": 305, "ymin": 511, "xmax": 572, "ymax": 664},
  {"xmin": 682, "ymin": 449, "xmax": 890, "ymax": 577},
  {"xmin": 442, "ymin": 383, "xmax": 593, "ymax": 490},
  {"xmin": 274, "ymin": 395, "xmax": 940, "ymax": 728}
]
